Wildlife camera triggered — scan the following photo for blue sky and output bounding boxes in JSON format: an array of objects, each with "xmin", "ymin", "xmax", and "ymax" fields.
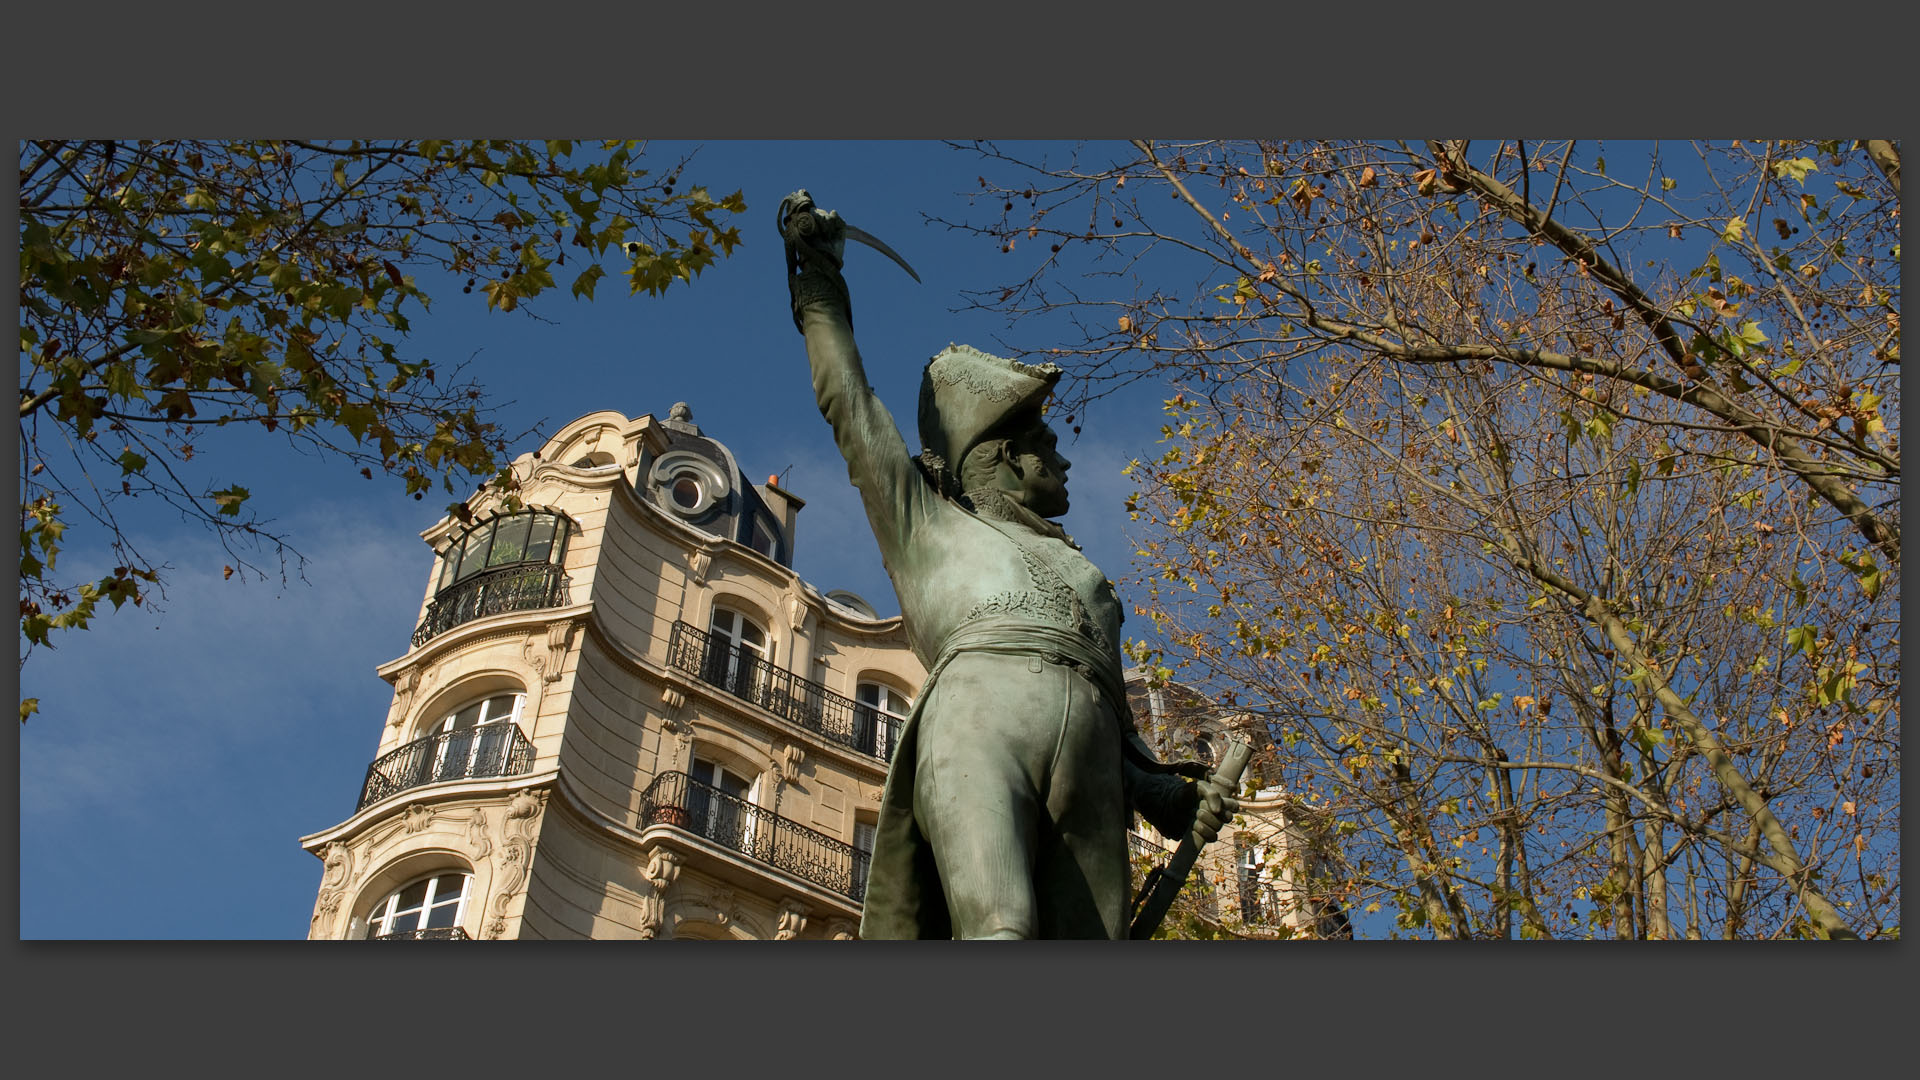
[{"xmin": 18, "ymin": 140, "xmax": 1184, "ymax": 938}]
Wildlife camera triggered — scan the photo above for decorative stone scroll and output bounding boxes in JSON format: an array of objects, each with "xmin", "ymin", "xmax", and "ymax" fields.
[{"xmin": 484, "ymin": 788, "xmax": 548, "ymax": 939}]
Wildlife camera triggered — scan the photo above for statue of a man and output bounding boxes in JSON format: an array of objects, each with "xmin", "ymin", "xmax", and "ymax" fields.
[{"xmin": 783, "ymin": 195, "xmax": 1234, "ymax": 939}]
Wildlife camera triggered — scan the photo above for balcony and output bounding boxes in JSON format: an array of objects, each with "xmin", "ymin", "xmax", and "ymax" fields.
[
  {"xmin": 413, "ymin": 563, "xmax": 570, "ymax": 647},
  {"xmin": 372, "ymin": 927, "xmax": 472, "ymax": 940},
  {"xmin": 358, "ymin": 724, "xmax": 536, "ymax": 811},
  {"xmin": 641, "ymin": 771, "xmax": 867, "ymax": 900},
  {"xmin": 666, "ymin": 621, "xmax": 902, "ymax": 762}
]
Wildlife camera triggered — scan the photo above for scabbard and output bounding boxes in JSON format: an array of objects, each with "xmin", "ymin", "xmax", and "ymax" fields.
[{"xmin": 1128, "ymin": 739, "xmax": 1252, "ymax": 940}]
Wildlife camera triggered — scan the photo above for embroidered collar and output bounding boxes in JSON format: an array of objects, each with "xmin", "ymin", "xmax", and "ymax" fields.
[{"xmin": 961, "ymin": 487, "xmax": 1080, "ymax": 550}]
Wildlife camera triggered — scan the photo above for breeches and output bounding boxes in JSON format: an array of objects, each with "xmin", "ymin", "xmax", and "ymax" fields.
[{"xmin": 911, "ymin": 650, "xmax": 1128, "ymax": 939}]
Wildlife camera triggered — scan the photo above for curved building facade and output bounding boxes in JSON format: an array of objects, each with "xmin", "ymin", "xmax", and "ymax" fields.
[{"xmin": 300, "ymin": 404, "xmax": 923, "ymax": 940}]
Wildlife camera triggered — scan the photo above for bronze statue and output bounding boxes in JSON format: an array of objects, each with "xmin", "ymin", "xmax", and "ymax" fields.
[{"xmin": 781, "ymin": 192, "xmax": 1235, "ymax": 939}]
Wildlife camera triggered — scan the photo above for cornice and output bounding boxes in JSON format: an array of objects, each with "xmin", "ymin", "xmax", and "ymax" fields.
[
  {"xmin": 377, "ymin": 603, "xmax": 593, "ymax": 681},
  {"xmin": 299, "ymin": 768, "xmax": 560, "ymax": 854}
]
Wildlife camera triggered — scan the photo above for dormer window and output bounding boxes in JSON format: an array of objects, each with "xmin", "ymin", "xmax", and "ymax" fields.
[{"xmin": 649, "ymin": 451, "xmax": 729, "ymax": 521}]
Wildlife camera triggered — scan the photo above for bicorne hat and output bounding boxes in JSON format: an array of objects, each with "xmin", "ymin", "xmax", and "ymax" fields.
[{"xmin": 915, "ymin": 344, "xmax": 1062, "ymax": 490}]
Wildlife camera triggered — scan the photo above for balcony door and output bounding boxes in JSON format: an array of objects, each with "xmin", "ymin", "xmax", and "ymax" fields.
[
  {"xmin": 430, "ymin": 693, "xmax": 522, "ymax": 783},
  {"xmin": 706, "ymin": 608, "xmax": 768, "ymax": 702},
  {"xmin": 854, "ymin": 682, "xmax": 911, "ymax": 760},
  {"xmin": 687, "ymin": 756, "xmax": 757, "ymax": 855}
]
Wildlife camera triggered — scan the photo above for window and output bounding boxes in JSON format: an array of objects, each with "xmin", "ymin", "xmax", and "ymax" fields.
[
  {"xmin": 852, "ymin": 818, "xmax": 877, "ymax": 901},
  {"xmin": 649, "ymin": 451, "xmax": 729, "ymax": 520},
  {"xmin": 855, "ymin": 681, "xmax": 911, "ymax": 760},
  {"xmin": 365, "ymin": 872, "xmax": 471, "ymax": 939},
  {"xmin": 704, "ymin": 608, "xmax": 769, "ymax": 699},
  {"xmin": 1237, "ymin": 841, "xmax": 1273, "ymax": 925},
  {"xmin": 745, "ymin": 510, "xmax": 784, "ymax": 564},
  {"xmin": 687, "ymin": 755, "xmax": 759, "ymax": 853},
  {"xmin": 435, "ymin": 511, "xmax": 570, "ymax": 592},
  {"xmin": 418, "ymin": 692, "xmax": 523, "ymax": 785}
]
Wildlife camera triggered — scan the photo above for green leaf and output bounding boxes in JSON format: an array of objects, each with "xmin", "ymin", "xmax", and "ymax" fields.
[
  {"xmin": 117, "ymin": 450, "xmax": 147, "ymax": 476},
  {"xmin": 570, "ymin": 263, "xmax": 606, "ymax": 301},
  {"xmin": 20, "ymin": 697, "xmax": 39, "ymax": 724},
  {"xmin": 1773, "ymin": 157, "xmax": 1819, "ymax": 184},
  {"xmin": 1720, "ymin": 217, "xmax": 1747, "ymax": 243},
  {"xmin": 209, "ymin": 485, "xmax": 250, "ymax": 515},
  {"xmin": 1785, "ymin": 624, "xmax": 1818, "ymax": 658}
]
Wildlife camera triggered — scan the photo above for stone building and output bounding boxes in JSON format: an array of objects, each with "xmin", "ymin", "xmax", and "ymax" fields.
[
  {"xmin": 300, "ymin": 402, "xmax": 1339, "ymax": 940},
  {"xmin": 1127, "ymin": 678, "xmax": 1351, "ymax": 939},
  {"xmin": 299, "ymin": 404, "xmax": 923, "ymax": 940}
]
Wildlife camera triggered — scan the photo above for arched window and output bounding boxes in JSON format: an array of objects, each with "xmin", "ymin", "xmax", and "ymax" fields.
[
  {"xmin": 854, "ymin": 681, "xmax": 911, "ymax": 761},
  {"xmin": 358, "ymin": 690, "xmax": 534, "ymax": 809},
  {"xmin": 365, "ymin": 871, "xmax": 472, "ymax": 939},
  {"xmin": 703, "ymin": 607, "xmax": 769, "ymax": 699},
  {"xmin": 420, "ymin": 692, "xmax": 525, "ymax": 785}
]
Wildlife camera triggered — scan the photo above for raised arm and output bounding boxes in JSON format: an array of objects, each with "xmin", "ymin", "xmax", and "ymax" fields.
[{"xmin": 782, "ymin": 195, "xmax": 932, "ymax": 556}]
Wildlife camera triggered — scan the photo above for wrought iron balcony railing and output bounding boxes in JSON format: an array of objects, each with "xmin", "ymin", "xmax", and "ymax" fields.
[
  {"xmin": 666, "ymin": 621, "xmax": 902, "ymax": 762},
  {"xmin": 1238, "ymin": 878, "xmax": 1287, "ymax": 926},
  {"xmin": 373, "ymin": 926, "xmax": 472, "ymax": 940},
  {"xmin": 1236, "ymin": 876, "xmax": 1353, "ymax": 937},
  {"xmin": 641, "ymin": 771, "xmax": 867, "ymax": 900},
  {"xmin": 358, "ymin": 724, "xmax": 536, "ymax": 811},
  {"xmin": 413, "ymin": 562, "xmax": 570, "ymax": 647}
]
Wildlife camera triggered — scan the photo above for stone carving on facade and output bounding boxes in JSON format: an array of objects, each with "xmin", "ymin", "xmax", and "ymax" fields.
[
  {"xmin": 786, "ymin": 594, "xmax": 808, "ymax": 632},
  {"xmin": 775, "ymin": 899, "xmax": 809, "ymax": 940},
  {"xmin": 402, "ymin": 805, "xmax": 435, "ymax": 834},
  {"xmin": 827, "ymin": 918, "xmax": 857, "ymax": 941},
  {"xmin": 644, "ymin": 847, "xmax": 683, "ymax": 893},
  {"xmin": 523, "ymin": 636, "xmax": 548, "ymax": 681},
  {"xmin": 635, "ymin": 892, "xmax": 666, "ymax": 939},
  {"xmin": 391, "ymin": 668, "xmax": 421, "ymax": 726},
  {"xmin": 659, "ymin": 686, "xmax": 694, "ymax": 767},
  {"xmin": 311, "ymin": 842, "xmax": 353, "ymax": 937},
  {"xmin": 468, "ymin": 807, "xmax": 492, "ymax": 862},
  {"xmin": 544, "ymin": 621, "xmax": 572, "ymax": 683},
  {"xmin": 703, "ymin": 886, "xmax": 738, "ymax": 927},
  {"xmin": 485, "ymin": 788, "xmax": 549, "ymax": 939},
  {"xmin": 688, "ymin": 551, "xmax": 711, "ymax": 586}
]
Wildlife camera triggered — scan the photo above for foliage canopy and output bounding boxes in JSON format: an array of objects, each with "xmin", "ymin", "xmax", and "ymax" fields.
[
  {"xmin": 953, "ymin": 139, "xmax": 1899, "ymax": 939},
  {"xmin": 19, "ymin": 139, "xmax": 747, "ymax": 717}
]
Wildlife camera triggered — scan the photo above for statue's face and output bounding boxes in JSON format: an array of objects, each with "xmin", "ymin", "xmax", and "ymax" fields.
[{"xmin": 1008, "ymin": 423, "xmax": 1071, "ymax": 518}]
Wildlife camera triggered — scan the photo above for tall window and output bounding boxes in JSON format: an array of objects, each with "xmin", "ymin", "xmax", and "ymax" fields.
[
  {"xmin": 855, "ymin": 682, "xmax": 910, "ymax": 760},
  {"xmin": 687, "ymin": 756, "xmax": 758, "ymax": 853},
  {"xmin": 365, "ymin": 872, "xmax": 471, "ymax": 938},
  {"xmin": 1237, "ymin": 841, "xmax": 1270, "ymax": 925},
  {"xmin": 704, "ymin": 608, "xmax": 769, "ymax": 699},
  {"xmin": 852, "ymin": 818, "xmax": 877, "ymax": 900}
]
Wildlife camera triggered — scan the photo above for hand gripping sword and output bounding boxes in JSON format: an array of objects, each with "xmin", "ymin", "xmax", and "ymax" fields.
[
  {"xmin": 779, "ymin": 189, "xmax": 921, "ymax": 283},
  {"xmin": 1128, "ymin": 738, "xmax": 1253, "ymax": 939}
]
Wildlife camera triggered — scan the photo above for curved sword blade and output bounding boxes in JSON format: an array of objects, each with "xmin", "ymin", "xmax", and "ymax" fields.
[{"xmin": 842, "ymin": 223, "xmax": 922, "ymax": 283}]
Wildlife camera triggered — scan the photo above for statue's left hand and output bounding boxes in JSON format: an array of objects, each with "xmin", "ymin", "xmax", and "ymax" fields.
[
  {"xmin": 1190, "ymin": 776, "xmax": 1239, "ymax": 845},
  {"xmin": 1132, "ymin": 769, "xmax": 1239, "ymax": 843}
]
